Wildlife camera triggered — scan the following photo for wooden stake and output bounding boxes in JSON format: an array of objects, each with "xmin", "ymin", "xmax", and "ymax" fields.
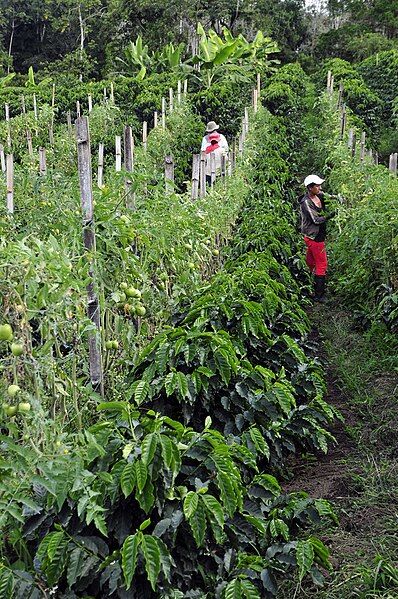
[
  {"xmin": 177, "ymin": 80, "xmax": 182, "ymax": 104},
  {"xmin": 49, "ymin": 83, "xmax": 55, "ymax": 144},
  {"xmin": 6, "ymin": 154, "xmax": 14, "ymax": 213},
  {"xmin": 39, "ymin": 147, "xmax": 47, "ymax": 175},
  {"xmin": 165, "ymin": 155, "xmax": 174, "ymax": 193},
  {"xmin": 153, "ymin": 111, "xmax": 158, "ymax": 129},
  {"xmin": 351, "ymin": 131, "xmax": 356, "ymax": 158},
  {"xmin": 76, "ymin": 101, "xmax": 81, "ymax": 118},
  {"xmin": 115, "ymin": 135, "xmax": 122, "ymax": 171},
  {"xmin": 373, "ymin": 151, "xmax": 379, "ymax": 166},
  {"xmin": 389, "ymin": 153, "xmax": 398, "ymax": 175},
  {"xmin": 110, "ymin": 82, "xmax": 115, "ymax": 104},
  {"xmin": 253, "ymin": 88, "xmax": 258, "ymax": 113},
  {"xmin": 124, "ymin": 126, "xmax": 135, "ymax": 209},
  {"xmin": 75, "ymin": 116, "xmax": 103, "ymax": 395},
  {"xmin": 238, "ymin": 133, "xmax": 243, "ymax": 156},
  {"xmin": 221, "ymin": 154, "xmax": 226, "ymax": 182},
  {"xmin": 340, "ymin": 104, "xmax": 346, "ymax": 139},
  {"xmin": 97, "ymin": 143, "xmax": 104, "ymax": 188},
  {"xmin": 88, "ymin": 94, "xmax": 93, "ymax": 113},
  {"xmin": 183, "ymin": 79, "xmax": 188, "ymax": 98},
  {"xmin": 199, "ymin": 151, "xmax": 206, "ymax": 198},
  {"xmin": 210, "ymin": 152, "xmax": 216, "ymax": 187},
  {"xmin": 33, "ymin": 93, "xmax": 38, "ymax": 135},
  {"xmin": 360, "ymin": 131, "xmax": 366, "ymax": 162},
  {"xmin": 169, "ymin": 88, "xmax": 174, "ymax": 113},
  {"xmin": 142, "ymin": 121, "xmax": 147, "ymax": 151},
  {"xmin": 257, "ymin": 73, "xmax": 261, "ymax": 96},
  {"xmin": 327, "ymin": 70, "xmax": 332, "ymax": 93},
  {"xmin": 337, "ymin": 82, "xmax": 344, "ymax": 108},
  {"xmin": 191, "ymin": 154, "xmax": 200, "ymax": 200},
  {"xmin": 330, "ymin": 75, "xmax": 334, "ymax": 95},
  {"xmin": 347, "ymin": 128, "xmax": 354, "ymax": 149},
  {"xmin": 162, "ymin": 97, "xmax": 166, "ymax": 129}
]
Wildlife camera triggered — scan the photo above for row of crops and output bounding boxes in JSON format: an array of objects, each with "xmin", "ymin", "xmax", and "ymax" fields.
[
  {"xmin": 0, "ymin": 74, "xmax": 341, "ymax": 596},
  {"xmin": 1, "ymin": 60, "xmax": 397, "ymax": 597}
]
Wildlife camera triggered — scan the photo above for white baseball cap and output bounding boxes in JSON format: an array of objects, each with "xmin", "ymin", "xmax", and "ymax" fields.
[{"xmin": 304, "ymin": 174, "xmax": 325, "ymax": 187}]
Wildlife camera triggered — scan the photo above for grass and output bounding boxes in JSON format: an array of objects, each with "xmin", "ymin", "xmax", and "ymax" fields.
[{"xmin": 280, "ymin": 302, "xmax": 398, "ymax": 598}]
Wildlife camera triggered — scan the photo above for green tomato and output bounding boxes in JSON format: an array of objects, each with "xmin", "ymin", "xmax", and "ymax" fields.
[
  {"xmin": 7, "ymin": 384, "xmax": 20, "ymax": 398},
  {"xmin": 188, "ymin": 262, "xmax": 195, "ymax": 269},
  {"xmin": 111, "ymin": 340, "xmax": 119, "ymax": 349},
  {"xmin": 105, "ymin": 340, "xmax": 114, "ymax": 350},
  {"xmin": 135, "ymin": 304, "xmax": 146, "ymax": 317},
  {"xmin": 120, "ymin": 281, "xmax": 128, "ymax": 290},
  {"xmin": 212, "ymin": 249, "xmax": 220, "ymax": 256},
  {"xmin": 18, "ymin": 402, "xmax": 31, "ymax": 413},
  {"xmin": 5, "ymin": 405, "xmax": 18, "ymax": 417},
  {"xmin": 11, "ymin": 343, "xmax": 24, "ymax": 356},
  {"xmin": 0, "ymin": 324, "xmax": 13, "ymax": 341},
  {"xmin": 126, "ymin": 287, "xmax": 141, "ymax": 299}
]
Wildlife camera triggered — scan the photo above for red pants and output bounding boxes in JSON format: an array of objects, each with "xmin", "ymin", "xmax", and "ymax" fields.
[{"xmin": 304, "ymin": 237, "xmax": 328, "ymax": 275}]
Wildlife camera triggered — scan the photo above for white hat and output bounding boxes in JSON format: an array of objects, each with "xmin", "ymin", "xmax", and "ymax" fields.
[
  {"xmin": 206, "ymin": 121, "xmax": 219, "ymax": 132},
  {"xmin": 304, "ymin": 174, "xmax": 325, "ymax": 187}
]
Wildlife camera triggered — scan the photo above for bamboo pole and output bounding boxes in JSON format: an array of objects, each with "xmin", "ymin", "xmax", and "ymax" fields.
[
  {"xmin": 183, "ymin": 79, "xmax": 188, "ymax": 98},
  {"xmin": 76, "ymin": 101, "xmax": 81, "ymax": 118},
  {"xmin": 169, "ymin": 88, "xmax": 174, "ymax": 113},
  {"xmin": 75, "ymin": 116, "xmax": 103, "ymax": 395},
  {"xmin": 115, "ymin": 135, "xmax": 122, "ymax": 171},
  {"xmin": 6, "ymin": 154, "xmax": 14, "ymax": 213},
  {"xmin": 191, "ymin": 154, "xmax": 200, "ymax": 200},
  {"xmin": 97, "ymin": 142, "xmax": 104, "ymax": 188},
  {"xmin": 199, "ymin": 151, "xmax": 206, "ymax": 198},
  {"xmin": 88, "ymin": 93, "xmax": 93, "ymax": 113},
  {"xmin": 33, "ymin": 93, "xmax": 38, "ymax": 135},
  {"xmin": 389, "ymin": 153, "xmax": 397, "ymax": 175},
  {"xmin": 153, "ymin": 111, "xmax": 158, "ymax": 129},
  {"xmin": 124, "ymin": 126, "xmax": 135, "ymax": 209},
  {"xmin": 165, "ymin": 155, "xmax": 174, "ymax": 193},
  {"xmin": 39, "ymin": 147, "xmax": 47, "ymax": 175},
  {"xmin": 257, "ymin": 73, "xmax": 261, "ymax": 97},
  {"xmin": 110, "ymin": 82, "xmax": 115, "ymax": 104}
]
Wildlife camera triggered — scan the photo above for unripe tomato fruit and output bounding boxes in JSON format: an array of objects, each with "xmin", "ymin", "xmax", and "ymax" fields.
[
  {"xmin": 7, "ymin": 384, "xmax": 20, "ymax": 397},
  {"xmin": 0, "ymin": 324, "xmax": 13, "ymax": 341},
  {"xmin": 111, "ymin": 340, "xmax": 119, "ymax": 349},
  {"xmin": 5, "ymin": 405, "xmax": 18, "ymax": 417},
  {"xmin": 120, "ymin": 282, "xmax": 128, "ymax": 290},
  {"xmin": 11, "ymin": 343, "xmax": 24, "ymax": 356},
  {"xmin": 135, "ymin": 304, "xmax": 146, "ymax": 317},
  {"xmin": 126, "ymin": 287, "xmax": 141, "ymax": 299},
  {"xmin": 18, "ymin": 402, "xmax": 31, "ymax": 413},
  {"xmin": 105, "ymin": 340, "xmax": 114, "ymax": 350}
]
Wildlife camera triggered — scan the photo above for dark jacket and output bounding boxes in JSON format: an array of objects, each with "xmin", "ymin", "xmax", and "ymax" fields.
[{"xmin": 299, "ymin": 192, "xmax": 327, "ymax": 242}]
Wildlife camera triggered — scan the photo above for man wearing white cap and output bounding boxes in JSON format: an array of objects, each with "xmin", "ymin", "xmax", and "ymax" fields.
[
  {"xmin": 201, "ymin": 121, "xmax": 229, "ymax": 153},
  {"xmin": 299, "ymin": 175, "xmax": 336, "ymax": 302}
]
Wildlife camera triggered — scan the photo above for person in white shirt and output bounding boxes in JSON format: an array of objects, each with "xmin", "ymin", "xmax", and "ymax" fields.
[{"xmin": 201, "ymin": 121, "xmax": 229, "ymax": 153}]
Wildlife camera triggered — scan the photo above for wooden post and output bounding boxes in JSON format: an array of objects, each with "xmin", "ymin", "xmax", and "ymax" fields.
[
  {"xmin": 199, "ymin": 151, "xmax": 206, "ymax": 198},
  {"xmin": 76, "ymin": 101, "xmax": 81, "ymax": 118},
  {"xmin": 330, "ymin": 75, "xmax": 334, "ymax": 95},
  {"xmin": 360, "ymin": 131, "xmax": 366, "ymax": 162},
  {"xmin": 88, "ymin": 93, "xmax": 93, "ymax": 113},
  {"xmin": 340, "ymin": 104, "xmax": 346, "ymax": 139},
  {"xmin": 6, "ymin": 154, "xmax": 14, "ymax": 213},
  {"xmin": 244, "ymin": 107, "xmax": 249, "ymax": 134},
  {"xmin": 124, "ymin": 126, "xmax": 135, "ymax": 209},
  {"xmin": 257, "ymin": 73, "xmax": 261, "ymax": 97},
  {"xmin": 220, "ymin": 154, "xmax": 226, "ymax": 182},
  {"xmin": 49, "ymin": 83, "xmax": 55, "ymax": 144},
  {"xmin": 327, "ymin": 70, "xmax": 332, "ymax": 93},
  {"xmin": 142, "ymin": 121, "xmax": 147, "ymax": 151},
  {"xmin": 39, "ymin": 147, "xmax": 47, "ymax": 175},
  {"xmin": 33, "ymin": 93, "xmax": 38, "ymax": 135},
  {"xmin": 67, "ymin": 111, "xmax": 73, "ymax": 136},
  {"xmin": 115, "ymin": 135, "xmax": 122, "ymax": 171},
  {"xmin": 5, "ymin": 104, "xmax": 11, "ymax": 150},
  {"xmin": 164, "ymin": 155, "xmax": 174, "ymax": 193},
  {"xmin": 373, "ymin": 151, "xmax": 379, "ymax": 166},
  {"xmin": 229, "ymin": 149, "xmax": 235, "ymax": 176},
  {"xmin": 103, "ymin": 87, "xmax": 107, "ymax": 101},
  {"xmin": 0, "ymin": 145, "xmax": 5, "ymax": 172},
  {"xmin": 337, "ymin": 82, "xmax": 344, "ymax": 108},
  {"xmin": 389, "ymin": 153, "xmax": 397, "ymax": 175},
  {"xmin": 153, "ymin": 111, "xmax": 158, "ymax": 129},
  {"xmin": 177, "ymin": 80, "xmax": 182, "ymax": 104},
  {"xmin": 110, "ymin": 82, "xmax": 115, "ymax": 104},
  {"xmin": 191, "ymin": 154, "xmax": 200, "ymax": 200},
  {"xmin": 161, "ymin": 97, "xmax": 166, "ymax": 129},
  {"xmin": 75, "ymin": 116, "xmax": 103, "ymax": 395},
  {"xmin": 183, "ymin": 79, "xmax": 188, "ymax": 98},
  {"xmin": 210, "ymin": 152, "xmax": 216, "ymax": 187},
  {"xmin": 253, "ymin": 88, "xmax": 258, "ymax": 113},
  {"xmin": 169, "ymin": 88, "xmax": 174, "ymax": 113},
  {"xmin": 351, "ymin": 131, "xmax": 356, "ymax": 158},
  {"xmin": 97, "ymin": 143, "xmax": 104, "ymax": 188},
  {"xmin": 238, "ymin": 133, "xmax": 243, "ymax": 156}
]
